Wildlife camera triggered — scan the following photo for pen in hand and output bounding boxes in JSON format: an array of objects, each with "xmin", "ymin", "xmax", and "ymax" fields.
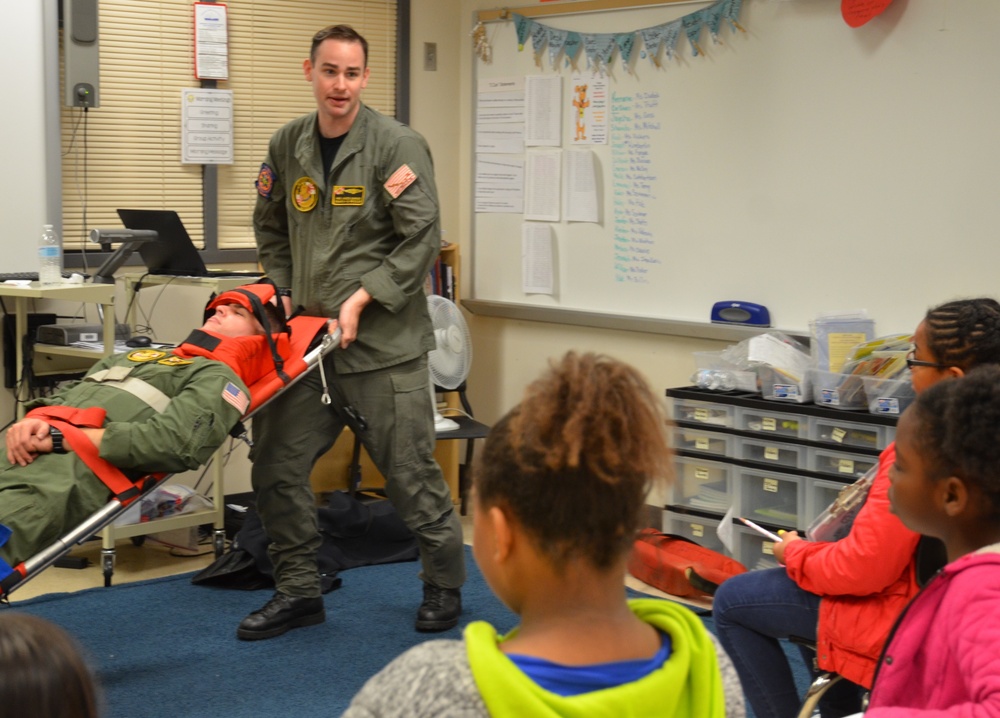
[{"xmin": 736, "ymin": 516, "xmax": 783, "ymax": 542}]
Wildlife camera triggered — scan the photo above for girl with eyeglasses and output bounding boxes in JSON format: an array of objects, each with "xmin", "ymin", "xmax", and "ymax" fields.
[{"xmin": 713, "ymin": 297, "xmax": 1000, "ymax": 718}]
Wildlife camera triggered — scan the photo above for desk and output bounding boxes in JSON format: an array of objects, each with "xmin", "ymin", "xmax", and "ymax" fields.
[{"xmin": 0, "ymin": 282, "xmax": 116, "ymax": 416}]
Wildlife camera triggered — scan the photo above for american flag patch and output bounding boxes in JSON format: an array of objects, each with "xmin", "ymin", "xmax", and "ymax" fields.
[
  {"xmin": 222, "ymin": 382, "xmax": 249, "ymax": 414},
  {"xmin": 384, "ymin": 164, "xmax": 417, "ymax": 199}
]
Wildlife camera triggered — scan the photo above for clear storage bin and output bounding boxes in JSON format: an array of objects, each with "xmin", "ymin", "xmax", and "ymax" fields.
[
  {"xmin": 805, "ymin": 476, "xmax": 854, "ymax": 526},
  {"xmin": 735, "ymin": 466, "xmax": 805, "ymax": 529},
  {"xmin": 807, "ymin": 446, "xmax": 878, "ymax": 479},
  {"xmin": 810, "ymin": 369, "xmax": 868, "ymax": 410},
  {"xmin": 808, "ymin": 416, "xmax": 889, "ymax": 450},
  {"xmin": 662, "ymin": 509, "xmax": 729, "ymax": 555},
  {"xmin": 862, "ymin": 375, "xmax": 916, "ymax": 416},
  {"xmin": 669, "ymin": 456, "xmax": 732, "ymax": 513},
  {"xmin": 734, "ymin": 526, "xmax": 780, "ymax": 570},
  {"xmin": 672, "ymin": 426, "xmax": 734, "ymax": 457},
  {"xmin": 735, "ymin": 406, "xmax": 808, "ymax": 439},
  {"xmin": 737, "ymin": 436, "xmax": 808, "ymax": 470},
  {"xmin": 671, "ymin": 397, "xmax": 736, "ymax": 428},
  {"xmin": 758, "ymin": 366, "xmax": 811, "ymax": 404}
]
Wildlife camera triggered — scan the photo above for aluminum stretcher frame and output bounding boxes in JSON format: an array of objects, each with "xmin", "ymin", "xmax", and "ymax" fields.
[{"xmin": 0, "ymin": 318, "xmax": 339, "ymax": 599}]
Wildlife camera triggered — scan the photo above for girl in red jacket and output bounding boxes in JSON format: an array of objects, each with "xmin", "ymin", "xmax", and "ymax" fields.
[
  {"xmin": 866, "ymin": 365, "xmax": 1000, "ymax": 715},
  {"xmin": 713, "ymin": 298, "xmax": 1000, "ymax": 718}
]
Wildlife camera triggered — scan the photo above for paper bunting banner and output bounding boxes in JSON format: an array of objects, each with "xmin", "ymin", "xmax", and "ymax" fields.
[
  {"xmin": 530, "ymin": 21, "xmax": 548, "ymax": 55},
  {"xmin": 639, "ymin": 20, "xmax": 682, "ymax": 65},
  {"xmin": 514, "ymin": 13, "xmax": 531, "ymax": 50},
  {"xmin": 564, "ymin": 32, "xmax": 583, "ymax": 63},
  {"xmin": 705, "ymin": 2, "xmax": 727, "ymax": 43},
  {"xmin": 501, "ymin": 0, "xmax": 745, "ymax": 72},
  {"xmin": 582, "ymin": 33, "xmax": 617, "ymax": 71},
  {"xmin": 682, "ymin": 9, "xmax": 708, "ymax": 57},
  {"xmin": 615, "ymin": 33, "xmax": 636, "ymax": 66},
  {"xmin": 546, "ymin": 26, "xmax": 567, "ymax": 66}
]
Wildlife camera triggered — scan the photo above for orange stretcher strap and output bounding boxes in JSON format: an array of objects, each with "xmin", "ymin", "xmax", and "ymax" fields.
[{"xmin": 25, "ymin": 406, "xmax": 163, "ymax": 505}]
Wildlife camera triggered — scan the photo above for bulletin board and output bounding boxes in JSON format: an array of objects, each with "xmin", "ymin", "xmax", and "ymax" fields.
[{"xmin": 467, "ymin": 0, "xmax": 1000, "ymax": 337}]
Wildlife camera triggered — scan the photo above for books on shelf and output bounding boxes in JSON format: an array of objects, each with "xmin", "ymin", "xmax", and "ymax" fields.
[{"xmin": 425, "ymin": 254, "xmax": 455, "ymax": 301}]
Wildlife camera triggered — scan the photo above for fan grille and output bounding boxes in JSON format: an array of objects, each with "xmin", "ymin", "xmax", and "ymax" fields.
[{"xmin": 427, "ymin": 295, "xmax": 472, "ymax": 389}]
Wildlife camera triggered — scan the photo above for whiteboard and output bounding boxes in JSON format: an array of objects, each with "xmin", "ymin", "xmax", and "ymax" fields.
[{"xmin": 470, "ymin": 0, "xmax": 1000, "ymax": 336}]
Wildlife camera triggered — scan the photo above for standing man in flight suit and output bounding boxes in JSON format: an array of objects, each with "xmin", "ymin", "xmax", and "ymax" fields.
[{"xmin": 241, "ymin": 24, "xmax": 465, "ymax": 641}]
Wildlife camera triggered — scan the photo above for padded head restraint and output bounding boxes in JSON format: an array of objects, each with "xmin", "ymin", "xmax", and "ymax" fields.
[
  {"xmin": 203, "ymin": 278, "xmax": 290, "ymax": 382},
  {"xmin": 205, "ymin": 279, "xmax": 286, "ymax": 333}
]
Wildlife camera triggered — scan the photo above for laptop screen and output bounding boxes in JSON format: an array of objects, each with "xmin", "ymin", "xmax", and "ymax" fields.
[{"xmin": 116, "ymin": 209, "xmax": 211, "ymax": 276}]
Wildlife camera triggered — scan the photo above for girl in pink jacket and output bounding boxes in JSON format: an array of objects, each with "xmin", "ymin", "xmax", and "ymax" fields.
[{"xmin": 865, "ymin": 365, "xmax": 1000, "ymax": 716}]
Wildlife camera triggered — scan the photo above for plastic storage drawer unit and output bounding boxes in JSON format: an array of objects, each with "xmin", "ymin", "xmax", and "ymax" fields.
[
  {"xmin": 736, "ymin": 466, "xmax": 805, "ymax": 529},
  {"xmin": 662, "ymin": 509, "xmax": 728, "ymax": 555},
  {"xmin": 735, "ymin": 406, "xmax": 808, "ymax": 439},
  {"xmin": 670, "ymin": 456, "xmax": 732, "ymax": 513},
  {"xmin": 737, "ymin": 436, "xmax": 808, "ymax": 470}
]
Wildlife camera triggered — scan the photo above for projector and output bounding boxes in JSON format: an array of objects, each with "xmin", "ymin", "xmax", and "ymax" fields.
[{"xmin": 36, "ymin": 323, "xmax": 131, "ymax": 346}]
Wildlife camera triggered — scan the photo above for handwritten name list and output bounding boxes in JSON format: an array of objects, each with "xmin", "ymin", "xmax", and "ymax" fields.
[{"xmin": 610, "ymin": 91, "xmax": 663, "ymax": 284}]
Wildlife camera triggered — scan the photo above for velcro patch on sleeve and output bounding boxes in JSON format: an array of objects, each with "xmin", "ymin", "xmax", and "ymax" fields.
[
  {"xmin": 222, "ymin": 382, "xmax": 249, "ymax": 414},
  {"xmin": 384, "ymin": 164, "xmax": 417, "ymax": 199},
  {"xmin": 256, "ymin": 164, "xmax": 275, "ymax": 198}
]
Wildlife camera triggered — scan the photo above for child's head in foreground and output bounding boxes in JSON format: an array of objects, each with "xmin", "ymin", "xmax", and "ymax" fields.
[{"xmin": 472, "ymin": 351, "xmax": 672, "ymax": 594}]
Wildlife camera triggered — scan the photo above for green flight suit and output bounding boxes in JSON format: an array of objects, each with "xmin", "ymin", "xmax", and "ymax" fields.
[
  {"xmin": 0, "ymin": 349, "xmax": 247, "ymax": 567},
  {"xmin": 252, "ymin": 104, "xmax": 465, "ymax": 597}
]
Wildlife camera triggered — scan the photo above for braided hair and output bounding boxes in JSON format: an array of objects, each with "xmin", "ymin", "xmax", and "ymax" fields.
[
  {"xmin": 924, "ymin": 298, "xmax": 1000, "ymax": 369},
  {"xmin": 474, "ymin": 352, "xmax": 673, "ymax": 572},
  {"xmin": 910, "ymin": 365, "xmax": 1000, "ymax": 520}
]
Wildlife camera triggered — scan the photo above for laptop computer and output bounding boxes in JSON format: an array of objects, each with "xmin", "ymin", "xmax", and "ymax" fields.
[{"xmin": 116, "ymin": 209, "xmax": 261, "ymax": 278}]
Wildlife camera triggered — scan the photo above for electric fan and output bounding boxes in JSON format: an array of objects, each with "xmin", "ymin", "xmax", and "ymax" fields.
[{"xmin": 427, "ymin": 294, "xmax": 472, "ymax": 431}]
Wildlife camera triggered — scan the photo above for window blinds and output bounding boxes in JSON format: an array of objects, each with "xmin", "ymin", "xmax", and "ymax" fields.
[{"xmin": 60, "ymin": 0, "xmax": 398, "ymax": 253}]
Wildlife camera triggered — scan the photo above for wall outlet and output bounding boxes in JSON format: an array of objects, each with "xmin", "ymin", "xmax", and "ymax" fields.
[{"xmin": 423, "ymin": 42, "xmax": 437, "ymax": 72}]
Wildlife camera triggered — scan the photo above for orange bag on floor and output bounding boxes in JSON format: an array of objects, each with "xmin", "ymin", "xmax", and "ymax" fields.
[{"xmin": 628, "ymin": 528, "xmax": 748, "ymax": 599}]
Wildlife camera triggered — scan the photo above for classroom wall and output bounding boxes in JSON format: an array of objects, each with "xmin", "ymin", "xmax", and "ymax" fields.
[
  {"xmin": 0, "ymin": 0, "xmax": 746, "ymax": 495},
  {"xmin": 454, "ymin": 0, "xmax": 729, "ymax": 426}
]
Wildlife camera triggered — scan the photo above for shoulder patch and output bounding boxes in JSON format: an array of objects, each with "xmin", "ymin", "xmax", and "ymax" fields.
[
  {"xmin": 256, "ymin": 163, "xmax": 275, "ymax": 198},
  {"xmin": 384, "ymin": 164, "xmax": 417, "ymax": 199},
  {"xmin": 222, "ymin": 382, "xmax": 249, "ymax": 414}
]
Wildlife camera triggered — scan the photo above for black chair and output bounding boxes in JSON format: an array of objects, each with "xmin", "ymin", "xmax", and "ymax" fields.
[{"xmin": 348, "ymin": 381, "xmax": 490, "ymax": 515}]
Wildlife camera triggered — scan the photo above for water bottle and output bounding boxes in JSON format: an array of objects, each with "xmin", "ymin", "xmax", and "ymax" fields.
[{"xmin": 38, "ymin": 224, "xmax": 63, "ymax": 286}]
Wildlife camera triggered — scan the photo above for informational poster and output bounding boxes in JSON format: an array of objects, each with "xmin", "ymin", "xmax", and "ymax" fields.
[
  {"xmin": 194, "ymin": 2, "xmax": 229, "ymax": 80},
  {"xmin": 181, "ymin": 89, "xmax": 234, "ymax": 164}
]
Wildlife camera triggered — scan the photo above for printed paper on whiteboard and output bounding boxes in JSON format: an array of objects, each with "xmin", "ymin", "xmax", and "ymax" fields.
[
  {"xmin": 564, "ymin": 149, "xmax": 598, "ymax": 223},
  {"xmin": 525, "ymin": 75, "xmax": 561, "ymax": 147},
  {"xmin": 522, "ymin": 222, "xmax": 554, "ymax": 295},
  {"xmin": 524, "ymin": 150, "xmax": 561, "ymax": 222}
]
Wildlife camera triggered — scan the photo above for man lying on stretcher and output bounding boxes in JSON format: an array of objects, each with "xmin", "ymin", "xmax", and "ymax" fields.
[{"xmin": 0, "ymin": 282, "xmax": 289, "ymax": 578}]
